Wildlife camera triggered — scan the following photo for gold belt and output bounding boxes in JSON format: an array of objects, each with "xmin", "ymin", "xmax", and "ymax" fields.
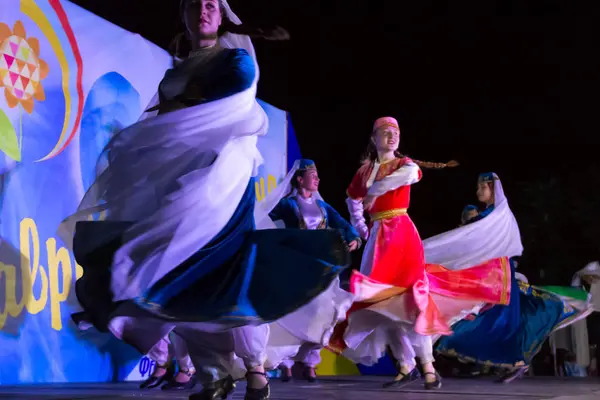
[{"xmin": 370, "ymin": 208, "xmax": 408, "ymax": 221}]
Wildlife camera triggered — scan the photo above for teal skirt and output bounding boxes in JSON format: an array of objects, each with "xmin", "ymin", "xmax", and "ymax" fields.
[{"xmin": 436, "ymin": 261, "xmax": 576, "ymax": 367}]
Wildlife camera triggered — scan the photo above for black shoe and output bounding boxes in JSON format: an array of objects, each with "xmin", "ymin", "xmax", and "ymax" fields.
[
  {"xmin": 498, "ymin": 366, "xmax": 529, "ymax": 384},
  {"xmin": 189, "ymin": 375, "xmax": 236, "ymax": 400},
  {"xmin": 383, "ymin": 368, "xmax": 420, "ymax": 388},
  {"xmin": 140, "ymin": 363, "xmax": 174, "ymax": 389},
  {"xmin": 423, "ymin": 372, "xmax": 442, "ymax": 390},
  {"xmin": 162, "ymin": 370, "xmax": 197, "ymax": 390},
  {"xmin": 280, "ymin": 366, "xmax": 292, "ymax": 382},
  {"xmin": 245, "ymin": 371, "xmax": 270, "ymax": 400},
  {"xmin": 303, "ymin": 367, "xmax": 317, "ymax": 383}
]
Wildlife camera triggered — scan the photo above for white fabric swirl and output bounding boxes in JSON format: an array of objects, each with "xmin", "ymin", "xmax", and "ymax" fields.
[
  {"xmin": 58, "ymin": 0, "xmax": 269, "ymax": 302},
  {"xmin": 423, "ymin": 173, "xmax": 523, "ymax": 270}
]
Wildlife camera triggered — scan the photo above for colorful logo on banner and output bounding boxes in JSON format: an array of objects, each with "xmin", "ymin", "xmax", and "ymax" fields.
[
  {"xmin": 0, "ymin": 20, "xmax": 48, "ymax": 162},
  {"xmin": 0, "ymin": 0, "xmax": 83, "ymax": 165}
]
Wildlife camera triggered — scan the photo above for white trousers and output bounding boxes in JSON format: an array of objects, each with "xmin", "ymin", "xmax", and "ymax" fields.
[
  {"xmin": 174, "ymin": 325, "xmax": 269, "ymax": 383},
  {"xmin": 280, "ymin": 343, "xmax": 322, "ymax": 369},
  {"xmin": 386, "ymin": 321, "xmax": 434, "ymax": 369},
  {"xmin": 147, "ymin": 332, "xmax": 194, "ymax": 371},
  {"xmin": 109, "ymin": 313, "xmax": 269, "ymax": 384}
]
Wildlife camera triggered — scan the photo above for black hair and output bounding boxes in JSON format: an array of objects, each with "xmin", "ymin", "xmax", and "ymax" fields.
[
  {"xmin": 285, "ymin": 169, "xmax": 307, "ymax": 197},
  {"xmin": 361, "ymin": 138, "xmax": 404, "ymax": 164}
]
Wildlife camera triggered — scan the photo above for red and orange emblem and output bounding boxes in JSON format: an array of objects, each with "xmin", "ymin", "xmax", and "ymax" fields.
[{"xmin": 0, "ymin": 20, "xmax": 49, "ymax": 114}]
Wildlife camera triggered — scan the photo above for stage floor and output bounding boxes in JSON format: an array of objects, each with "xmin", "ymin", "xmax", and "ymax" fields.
[{"xmin": 1, "ymin": 376, "xmax": 599, "ymax": 400}]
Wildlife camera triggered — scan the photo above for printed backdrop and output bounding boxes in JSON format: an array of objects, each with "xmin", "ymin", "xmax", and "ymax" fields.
[{"xmin": 0, "ymin": 0, "xmax": 296, "ymax": 384}]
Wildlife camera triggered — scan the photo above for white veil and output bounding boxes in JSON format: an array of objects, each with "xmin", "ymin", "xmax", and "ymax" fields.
[
  {"xmin": 59, "ymin": 0, "xmax": 269, "ymax": 302},
  {"xmin": 253, "ymin": 160, "xmax": 301, "ymax": 229},
  {"xmin": 423, "ymin": 173, "xmax": 523, "ymax": 270},
  {"xmin": 218, "ymin": 1, "xmax": 258, "ymax": 78}
]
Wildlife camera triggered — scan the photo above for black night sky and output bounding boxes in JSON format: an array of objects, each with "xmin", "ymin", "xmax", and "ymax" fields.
[{"xmin": 74, "ymin": 0, "xmax": 599, "ymax": 284}]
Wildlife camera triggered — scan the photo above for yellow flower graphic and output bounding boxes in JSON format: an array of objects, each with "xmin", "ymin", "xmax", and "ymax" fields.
[{"xmin": 0, "ymin": 20, "xmax": 49, "ymax": 114}]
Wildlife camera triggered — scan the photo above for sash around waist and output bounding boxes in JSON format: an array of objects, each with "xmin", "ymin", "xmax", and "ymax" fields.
[{"xmin": 370, "ymin": 208, "xmax": 408, "ymax": 221}]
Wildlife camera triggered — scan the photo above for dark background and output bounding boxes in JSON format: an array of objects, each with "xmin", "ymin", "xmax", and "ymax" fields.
[{"xmin": 73, "ymin": 0, "xmax": 600, "ymax": 284}]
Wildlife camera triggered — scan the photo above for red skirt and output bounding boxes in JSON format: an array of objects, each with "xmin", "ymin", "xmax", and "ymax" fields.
[{"xmin": 328, "ymin": 215, "xmax": 511, "ymax": 354}]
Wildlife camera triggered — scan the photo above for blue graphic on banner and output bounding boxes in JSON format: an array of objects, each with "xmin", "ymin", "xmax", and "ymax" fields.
[{"xmin": 79, "ymin": 72, "xmax": 141, "ymax": 191}]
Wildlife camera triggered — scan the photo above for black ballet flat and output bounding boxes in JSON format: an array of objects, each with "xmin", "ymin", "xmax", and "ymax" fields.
[
  {"xmin": 302, "ymin": 367, "xmax": 317, "ymax": 383},
  {"xmin": 382, "ymin": 368, "xmax": 420, "ymax": 388},
  {"xmin": 498, "ymin": 366, "xmax": 529, "ymax": 384},
  {"xmin": 245, "ymin": 371, "xmax": 270, "ymax": 400},
  {"xmin": 280, "ymin": 366, "xmax": 292, "ymax": 382},
  {"xmin": 189, "ymin": 375, "xmax": 236, "ymax": 400},
  {"xmin": 140, "ymin": 363, "xmax": 174, "ymax": 389},
  {"xmin": 162, "ymin": 369, "xmax": 197, "ymax": 391},
  {"xmin": 423, "ymin": 372, "xmax": 442, "ymax": 390}
]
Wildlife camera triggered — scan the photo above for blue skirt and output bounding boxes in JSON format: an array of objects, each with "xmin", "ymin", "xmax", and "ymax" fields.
[
  {"xmin": 436, "ymin": 262, "xmax": 574, "ymax": 367},
  {"xmin": 73, "ymin": 178, "xmax": 350, "ymax": 329}
]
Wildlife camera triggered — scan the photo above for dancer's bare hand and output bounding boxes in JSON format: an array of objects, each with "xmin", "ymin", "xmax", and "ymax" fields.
[
  {"xmin": 258, "ymin": 26, "xmax": 290, "ymax": 41},
  {"xmin": 347, "ymin": 240, "xmax": 360, "ymax": 252}
]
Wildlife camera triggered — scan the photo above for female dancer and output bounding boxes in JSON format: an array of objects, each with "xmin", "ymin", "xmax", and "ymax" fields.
[
  {"xmin": 328, "ymin": 117, "xmax": 511, "ymax": 390},
  {"xmin": 262, "ymin": 159, "xmax": 359, "ymax": 382},
  {"xmin": 62, "ymin": 1, "xmax": 350, "ymax": 399},
  {"xmin": 434, "ymin": 173, "xmax": 591, "ymax": 383}
]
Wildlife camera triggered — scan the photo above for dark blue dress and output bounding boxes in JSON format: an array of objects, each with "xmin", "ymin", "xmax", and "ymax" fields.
[
  {"xmin": 269, "ymin": 195, "xmax": 360, "ymax": 244},
  {"xmin": 72, "ymin": 47, "xmax": 350, "ymax": 330}
]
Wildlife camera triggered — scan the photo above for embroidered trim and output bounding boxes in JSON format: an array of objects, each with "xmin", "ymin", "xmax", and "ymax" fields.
[{"xmin": 500, "ymin": 257, "xmax": 510, "ymax": 305}]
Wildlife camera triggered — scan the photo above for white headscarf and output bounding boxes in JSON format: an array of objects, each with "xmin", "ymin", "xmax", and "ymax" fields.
[{"xmin": 423, "ymin": 173, "xmax": 524, "ymax": 270}]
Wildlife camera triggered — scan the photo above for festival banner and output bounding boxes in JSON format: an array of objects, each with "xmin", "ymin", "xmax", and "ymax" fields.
[{"xmin": 0, "ymin": 0, "xmax": 290, "ymax": 384}]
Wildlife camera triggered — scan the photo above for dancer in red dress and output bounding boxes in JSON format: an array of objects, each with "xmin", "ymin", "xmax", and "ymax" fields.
[{"xmin": 329, "ymin": 117, "xmax": 512, "ymax": 389}]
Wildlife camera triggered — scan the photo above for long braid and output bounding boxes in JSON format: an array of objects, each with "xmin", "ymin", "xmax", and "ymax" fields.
[
  {"xmin": 413, "ymin": 159, "xmax": 460, "ymax": 169},
  {"xmin": 361, "ymin": 141, "xmax": 459, "ymax": 169}
]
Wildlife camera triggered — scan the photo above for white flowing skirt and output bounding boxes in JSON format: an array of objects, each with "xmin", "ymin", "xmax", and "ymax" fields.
[
  {"xmin": 59, "ymin": 86, "xmax": 270, "ymax": 303},
  {"xmin": 265, "ymin": 277, "xmax": 354, "ymax": 369},
  {"xmin": 339, "ymin": 277, "xmax": 483, "ymax": 366}
]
